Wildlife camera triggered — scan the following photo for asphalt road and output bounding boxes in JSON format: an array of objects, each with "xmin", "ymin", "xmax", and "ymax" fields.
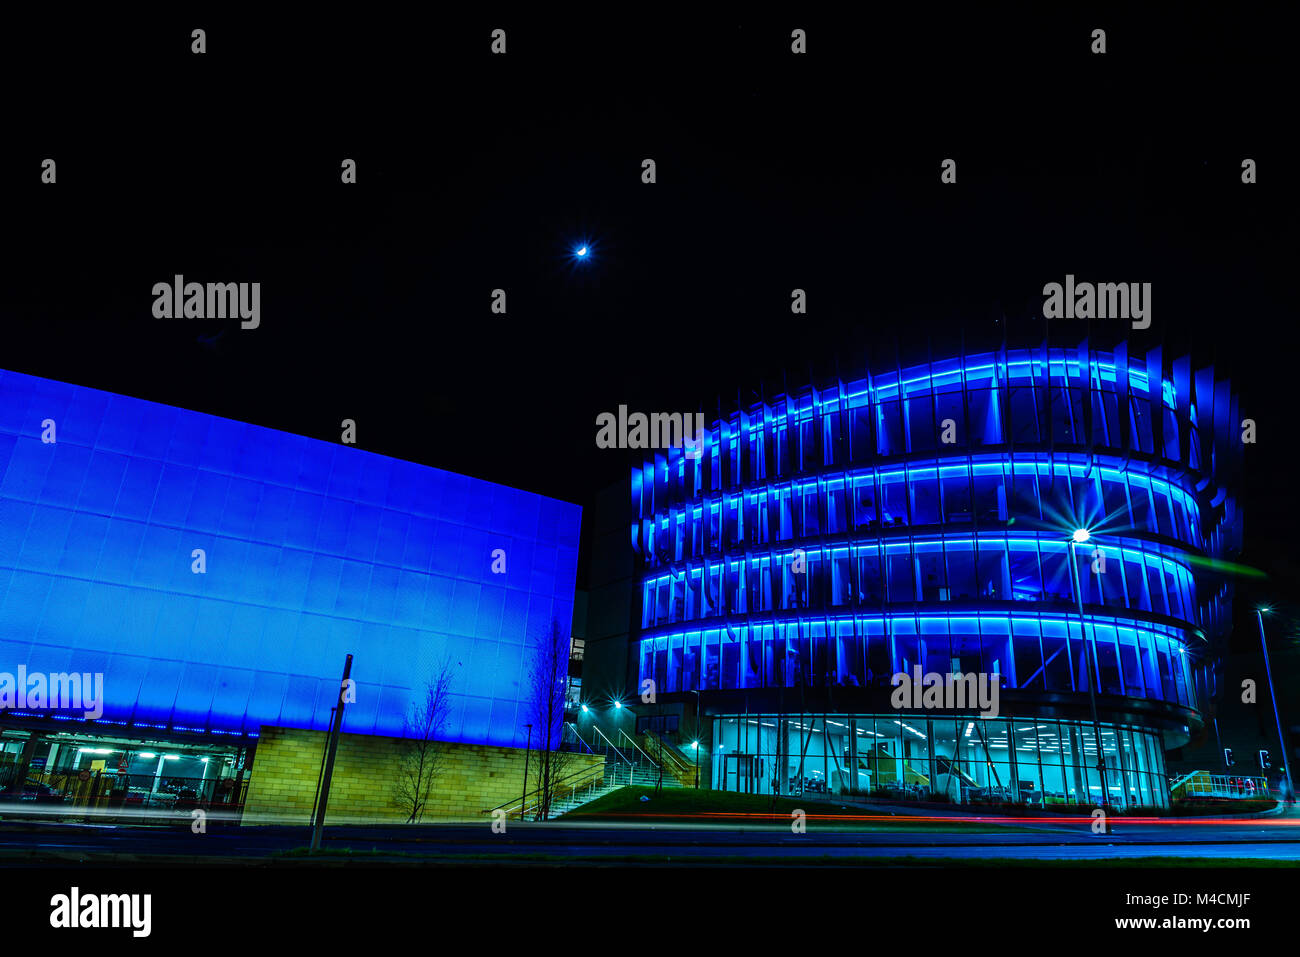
[{"xmin": 3, "ymin": 816, "xmax": 1300, "ymax": 864}]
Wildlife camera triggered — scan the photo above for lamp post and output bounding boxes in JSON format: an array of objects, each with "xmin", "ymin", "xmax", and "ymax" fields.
[
  {"xmin": 1068, "ymin": 528, "xmax": 1112, "ymax": 829},
  {"xmin": 1255, "ymin": 608, "xmax": 1294, "ymax": 803},
  {"xmin": 691, "ymin": 688, "xmax": 701, "ymax": 788}
]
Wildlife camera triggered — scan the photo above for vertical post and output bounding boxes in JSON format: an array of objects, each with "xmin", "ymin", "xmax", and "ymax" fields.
[
  {"xmin": 309, "ymin": 706, "xmax": 337, "ymax": 827},
  {"xmin": 521, "ymin": 724, "xmax": 533, "ymax": 821},
  {"xmin": 310, "ymin": 653, "xmax": 352, "ymax": 852},
  {"xmin": 694, "ymin": 689, "xmax": 701, "ymax": 788},
  {"xmin": 1069, "ymin": 542, "xmax": 1110, "ymax": 831},
  {"xmin": 1256, "ymin": 610, "xmax": 1294, "ymax": 803}
]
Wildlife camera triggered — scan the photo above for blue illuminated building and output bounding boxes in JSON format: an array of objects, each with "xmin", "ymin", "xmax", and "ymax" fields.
[
  {"xmin": 0, "ymin": 368, "xmax": 580, "ymax": 796},
  {"xmin": 628, "ymin": 344, "xmax": 1242, "ymax": 808}
]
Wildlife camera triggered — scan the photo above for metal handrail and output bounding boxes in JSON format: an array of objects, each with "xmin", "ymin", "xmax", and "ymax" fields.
[
  {"xmin": 640, "ymin": 728, "xmax": 693, "ymax": 776},
  {"xmin": 1172, "ymin": 771, "xmax": 1269, "ymax": 799},
  {"xmin": 588, "ymin": 724, "xmax": 635, "ymax": 767},
  {"xmin": 564, "ymin": 722, "xmax": 596, "ymax": 754},
  {"xmin": 618, "ymin": 729, "xmax": 661, "ymax": 770},
  {"xmin": 482, "ymin": 760, "xmax": 607, "ymax": 817}
]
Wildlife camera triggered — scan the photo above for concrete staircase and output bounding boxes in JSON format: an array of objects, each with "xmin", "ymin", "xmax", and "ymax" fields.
[{"xmin": 549, "ymin": 763, "xmax": 681, "ymax": 817}]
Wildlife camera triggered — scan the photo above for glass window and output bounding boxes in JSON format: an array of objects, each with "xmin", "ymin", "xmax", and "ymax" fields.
[
  {"xmin": 968, "ymin": 387, "xmax": 1002, "ymax": 446},
  {"xmin": 1092, "ymin": 390, "xmax": 1120, "ymax": 446},
  {"xmin": 698, "ymin": 630, "xmax": 719, "ymax": 689},
  {"xmin": 907, "ymin": 394, "xmax": 936, "ymax": 453},
  {"xmin": 976, "ymin": 538, "xmax": 1008, "ymax": 599},
  {"xmin": 935, "ymin": 390, "xmax": 966, "ymax": 449},
  {"xmin": 1007, "ymin": 540, "xmax": 1042, "ymax": 601},
  {"xmin": 1100, "ymin": 473, "xmax": 1129, "ymax": 523},
  {"xmin": 1138, "ymin": 632, "xmax": 1162, "ymax": 700},
  {"xmin": 825, "ymin": 479, "xmax": 847, "ymax": 535},
  {"xmin": 849, "ymin": 403, "xmax": 872, "ymax": 463},
  {"xmin": 881, "ymin": 473, "xmax": 909, "ymax": 527},
  {"xmin": 852, "ymin": 475, "xmax": 878, "ymax": 530},
  {"xmin": 877, "ymin": 400, "xmax": 904, "ymax": 456},
  {"xmin": 800, "ymin": 484, "xmax": 821, "ymax": 538},
  {"xmin": 1144, "ymin": 558, "xmax": 1168, "ymax": 615},
  {"xmin": 1074, "ymin": 543, "xmax": 1103, "ymax": 605},
  {"xmin": 1012, "ymin": 618, "xmax": 1044, "ymax": 690},
  {"xmin": 1008, "ymin": 466, "xmax": 1042, "ymax": 522},
  {"xmin": 744, "ymin": 626, "xmax": 763, "ymax": 688},
  {"xmin": 839, "ymin": 622, "xmax": 864, "ymax": 687},
  {"xmin": 773, "ymin": 417, "xmax": 791, "ymax": 478},
  {"xmin": 856, "ymin": 548, "xmax": 884, "ymax": 604},
  {"xmin": 920, "ymin": 618, "xmax": 953, "ymax": 674},
  {"xmin": 1128, "ymin": 477, "xmax": 1155, "ymax": 532},
  {"xmin": 945, "ymin": 543, "xmax": 977, "ymax": 600},
  {"xmin": 1010, "ymin": 387, "xmax": 1043, "ymax": 443},
  {"xmin": 831, "ymin": 552, "xmax": 852, "ymax": 606},
  {"xmin": 683, "ymin": 631, "xmax": 701, "ymax": 690},
  {"xmin": 1039, "ymin": 541, "xmax": 1073, "ymax": 602},
  {"xmin": 1130, "ymin": 397, "xmax": 1154, "ymax": 453},
  {"xmin": 1040, "ymin": 619, "xmax": 1073, "ymax": 691},
  {"xmin": 720, "ymin": 628, "xmax": 741, "ymax": 690},
  {"xmin": 1162, "ymin": 407, "xmax": 1180, "ymax": 461},
  {"xmin": 1093, "ymin": 622, "xmax": 1123, "ymax": 694},
  {"xmin": 911, "ymin": 469, "xmax": 940, "ymax": 525},
  {"xmin": 916, "ymin": 544, "xmax": 946, "ymax": 601},
  {"xmin": 1116, "ymin": 627, "xmax": 1144, "ymax": 697},
  {"xmin": 892, "ymin": 620, "xmax": 921, "ymax": 675},
  {"xmin": 822, "ymin": 409, "xmax": 843, "ymax": 467},
  {"xmin": 1163, "ymin": 562, "xmax": 1185, "ymax": 620},
  {"xmin": 1050, "ymin": 385, "xmax": 1084, "ymax": 443},
  {"xmin": 941, "ymin": 469, "xmax": 972, "ymax": 523},
  {"xmin": 972, "ymin": 469, "xmax": 1006, "ymax": 523}
]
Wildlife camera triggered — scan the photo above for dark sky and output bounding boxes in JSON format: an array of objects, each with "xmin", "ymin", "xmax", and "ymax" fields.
[{"xmin": 2, "ymin": 9, "xmax": 1296, "ymax": 624}]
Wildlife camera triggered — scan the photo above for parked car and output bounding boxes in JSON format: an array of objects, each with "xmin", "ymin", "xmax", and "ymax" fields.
[{"xmin": 0, "ymin": 778, "xmax": 68, "ymax": 804}]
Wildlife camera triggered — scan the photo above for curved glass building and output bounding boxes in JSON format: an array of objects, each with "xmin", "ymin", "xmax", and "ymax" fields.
[{"xmin": 631, "ymin": 344, "xmax": 1242, "ymax": 809}]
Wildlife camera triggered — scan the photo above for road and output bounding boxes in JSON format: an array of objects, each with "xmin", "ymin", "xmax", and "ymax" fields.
[{"xmin": 2, "ymin": 814, "xmax": 1300, "ymax": 864}]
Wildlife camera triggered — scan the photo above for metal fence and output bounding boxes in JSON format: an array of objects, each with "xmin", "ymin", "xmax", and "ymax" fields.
[{"xmin": 0, "ymin": 764, "xmax": 247, "ymax": 818}]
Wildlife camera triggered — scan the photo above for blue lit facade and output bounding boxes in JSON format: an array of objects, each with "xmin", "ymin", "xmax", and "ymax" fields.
[
  {"xmin": 632, "ymin": 345, "xmax": 1242, "ymax": 807},
  {"xmin": 0, "ymin": 369, "xmax": 581, "ymax": 751}
]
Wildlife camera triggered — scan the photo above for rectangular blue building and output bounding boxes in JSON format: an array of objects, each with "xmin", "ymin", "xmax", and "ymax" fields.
[{"xmin": 0, "ymin": 368, "xmax": 581, "ymax": 808}]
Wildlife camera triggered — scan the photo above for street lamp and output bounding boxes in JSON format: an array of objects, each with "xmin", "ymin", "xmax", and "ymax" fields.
[
  {"xmin": 690, "ymin": 688, "xmax": 702, "ymax": 788},
  {"xmin": 1255, "ymin": 607, "xmax": 1294, "ymax": 803},
  {"xmin": 1067, "ymin": 526, "xmax": 1112, "ymax": 830}
]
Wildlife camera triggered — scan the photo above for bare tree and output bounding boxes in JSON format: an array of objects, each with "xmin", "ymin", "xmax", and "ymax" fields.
[
  {"xmin": 527, "ymin": 618, "xmax": 574, "ymax": 820},
  {"xmin": 393, "ymin": 655, "xmax": 458, "ymax": 823}
]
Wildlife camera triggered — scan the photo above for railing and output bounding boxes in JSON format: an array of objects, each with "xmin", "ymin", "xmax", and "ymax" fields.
[
  {"xmin": 587, "ymin": 723, "xmax": 635, "ymax": 768},
  {"xmin": 617, "ymin": 729, "xmax": 661, "ymax": 771},
  {"xmin": 563, "ymin": 722, "xmax": 596, "ymax": 754},
  {"xmin": 639, "ymin": 729, "xmax": 694, "ymax": 781},
  {"xmin": 1172, "ymin": 771, "xmax": 1270, "ymax": 801},
  {"xmin": 482, "ymin": 759, "xmax": 609, "ymax": 821},
  {"xmin": 0, "ymin": 766, "xmax": 246, "ymax": 816}
]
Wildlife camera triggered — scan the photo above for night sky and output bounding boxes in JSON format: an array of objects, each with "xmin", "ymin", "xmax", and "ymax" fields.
[{"xmin": 2, "ymin": 9, "xmax": 1295, "ymax": 633}]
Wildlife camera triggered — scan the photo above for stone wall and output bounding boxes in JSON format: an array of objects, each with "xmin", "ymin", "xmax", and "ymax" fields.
[{"xmin": 242, "ymin": 725, "xmax": 604, "ymax": 824}]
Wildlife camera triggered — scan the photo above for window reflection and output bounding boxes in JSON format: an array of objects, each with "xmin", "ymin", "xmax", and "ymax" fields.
[{"xmin": 710, "ymin": 715, "xmax": 1169, "ymax": 809}]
